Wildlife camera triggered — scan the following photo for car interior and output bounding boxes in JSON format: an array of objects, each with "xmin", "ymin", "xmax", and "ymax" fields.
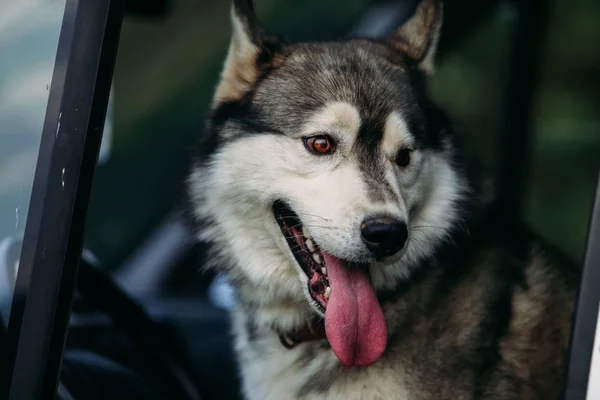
[{"xmin": 0, "ymin": 0, "xmax": 599, "ymax": 399}]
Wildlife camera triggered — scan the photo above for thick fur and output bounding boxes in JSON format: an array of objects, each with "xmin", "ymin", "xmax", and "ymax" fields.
[{"xmin": 186, "ymin": 1, "xmax": 579, "ymax": 398}]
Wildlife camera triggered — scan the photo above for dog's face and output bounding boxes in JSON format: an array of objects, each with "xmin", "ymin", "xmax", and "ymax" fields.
[{"xmin": 188, "ymin": 0, "xmax": 469, "ymax": 367}]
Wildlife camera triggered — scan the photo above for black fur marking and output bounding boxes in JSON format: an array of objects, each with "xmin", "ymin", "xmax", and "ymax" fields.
[
  {"xmin": 241, "ymin": 306, "xmax": 268, "ymax": 356},
  {"xmin": 471, "ymin": 258, "xmax": 519, "ymax": 397},
  {"xmin": 298, "ymin": 364, "xmax": 336, "ymax": 397},
  {"xmin": 232, "ymin": 0, "xmax": 262, "ymax": 45},
  {"xmin": 354, "ymin": 116, "xmax": 394, "ymax": 202},
  {"xmin": 295, "ymin": 342, "xmax": 317, "ymax": 369},
  {"xmin": 245, "ymin": 315, "xmax": 259, "ymax": 344}
]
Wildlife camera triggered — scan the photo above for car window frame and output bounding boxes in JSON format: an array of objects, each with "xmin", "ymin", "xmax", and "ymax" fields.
[
  {"xmin": 563, "ymin": 175, "xmax": 600, "ymax": 399},
  {"xmin": 1, "ymin": 0, "xmax": 124, "ymax": 398}
]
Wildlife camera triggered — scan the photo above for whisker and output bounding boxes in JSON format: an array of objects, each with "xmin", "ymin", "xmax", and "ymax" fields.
[
  {"xmin": 410, "ymin": 225, "xmax": 448, "ymax": 230},
  {"xmin": 410, "ymin": 228, "xmax": 432, "ymax": 240},
  {"xmin": 295, "ymin": 212, "xmax": 331, "ymax": 222},
  {"xmin": 407, "ymin": 237, "xmax": 426, "ymax": 246},
  {"xmin": 281, "ymin": 221, "xmax": 335, "ymax": 231},
  {"xmin": 305, "ymin": 224, "xmax": 336, "ymax": 230}
]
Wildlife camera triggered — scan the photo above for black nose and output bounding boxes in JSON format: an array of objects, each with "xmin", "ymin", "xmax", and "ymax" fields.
[{"xmin": 360, "ymin": 217, "xmax": 408, "ymax": 258}]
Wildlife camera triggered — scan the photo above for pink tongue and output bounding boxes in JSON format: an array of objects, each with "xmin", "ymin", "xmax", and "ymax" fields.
[{"xmin": 323, "ymin": 252, "xmax": 387, "ymax": 368}]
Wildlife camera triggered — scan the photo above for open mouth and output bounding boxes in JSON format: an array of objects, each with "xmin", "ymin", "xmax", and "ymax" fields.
[
  {"xmin": 273, "ymin": 200, "xmax": 388, "ymax": 369},
  {"xmin": 273, "ymin": 201, "xmax": 330, "ymax": 313}
]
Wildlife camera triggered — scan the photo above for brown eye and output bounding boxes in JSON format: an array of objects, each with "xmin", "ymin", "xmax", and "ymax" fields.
[
  {"xmin": 396, "ymin": 148, "xmax": 413, "ymax": 168},
  {"xmin": 304, "ymin": 135, "xmax": 336, "ymax": 155}
]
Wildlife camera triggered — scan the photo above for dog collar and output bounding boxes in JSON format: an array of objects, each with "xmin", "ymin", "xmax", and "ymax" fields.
[{"xmin": 277, "ymin": 318, "xmax": 326, "ymax": 349}]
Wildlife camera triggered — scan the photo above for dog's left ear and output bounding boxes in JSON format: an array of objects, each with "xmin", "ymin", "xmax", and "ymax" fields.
[
  {"xmin": 212, "ymin": 0, "xmax": 283, "ymax": 107},
  {"xmin": 387, "ymin": 0, "xmax": 443, "ymax": 74}
]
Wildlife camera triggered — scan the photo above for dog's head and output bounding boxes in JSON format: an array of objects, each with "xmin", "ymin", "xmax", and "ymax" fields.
[{"xmin": 188, "ymin": 0, "xmax": 470, "ymax": 368}]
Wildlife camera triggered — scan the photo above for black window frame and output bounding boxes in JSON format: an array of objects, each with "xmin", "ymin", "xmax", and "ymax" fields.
[
  {"xmin": 1, "ymin": 0, "xmax": 124, "ymax": 398},
  {"xmin": 0, "ymin": 0, "xmax": 598, "ymax": 399}
]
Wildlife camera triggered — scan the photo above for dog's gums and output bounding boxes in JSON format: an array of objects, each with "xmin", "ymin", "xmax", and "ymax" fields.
[
  {"xmin": 273, "ymin": 201, "xmax": 331, "ymax": 312},
  {"xmin": 273, "ymin": 200, "xmax": 388, "ymax": 368}
]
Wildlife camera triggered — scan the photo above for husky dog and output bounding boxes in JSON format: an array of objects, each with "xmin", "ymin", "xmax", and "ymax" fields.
[{"xmin": 187, "ymin": 0, "xmax": 579, "ymax": 398}]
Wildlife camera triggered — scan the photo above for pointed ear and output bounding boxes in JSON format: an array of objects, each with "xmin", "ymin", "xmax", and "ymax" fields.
[
  {"xmin": 387, "ymin": 0, "xmax": 443, "ymax": 75},
  {"xmin": 212, "ymin": 0, "xmax": 280, "ymax": 107}
]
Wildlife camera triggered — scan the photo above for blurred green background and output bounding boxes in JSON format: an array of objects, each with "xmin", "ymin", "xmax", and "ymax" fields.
[
  {"xmin": 429, "ymin": 0, "xmax": 600, "ymax": 260},
  {"xmin": 84, "ymin": 0, "xmax": 600, "ymax": 268}
]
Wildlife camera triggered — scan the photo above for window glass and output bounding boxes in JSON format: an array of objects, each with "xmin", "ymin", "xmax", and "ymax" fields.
[{"xmin": 0, "ymin": 0, "xmax": 67, "ymax": 320}]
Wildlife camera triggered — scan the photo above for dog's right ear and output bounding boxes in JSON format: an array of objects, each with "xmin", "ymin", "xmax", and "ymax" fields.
[{"xmin": 212, "ymin": 0, "xmax": 281, "ymax": 107}]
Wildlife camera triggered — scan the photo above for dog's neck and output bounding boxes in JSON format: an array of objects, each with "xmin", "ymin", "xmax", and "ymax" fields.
[
  {"xmin": 234, "ymin": 283, "xmax": 328, "ymax": 346},
  {"xmin": 276, "ymin": 316, "xmax": 326, "ymax": 348}
]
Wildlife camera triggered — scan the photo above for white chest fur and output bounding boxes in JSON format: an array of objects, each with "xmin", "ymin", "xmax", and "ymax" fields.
[{"xmin": 232, "ymin": 310, "xmax": 412, "ymax": 400}]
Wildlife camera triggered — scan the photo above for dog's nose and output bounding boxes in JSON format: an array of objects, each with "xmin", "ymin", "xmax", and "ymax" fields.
[{"xmin": 360, "ymin": 217, "xmax": 408, "ymax": 258}]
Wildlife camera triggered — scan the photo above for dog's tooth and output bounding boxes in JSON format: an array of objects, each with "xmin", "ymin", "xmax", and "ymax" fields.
[
  {"xmin": 313, "ymin": 253, "xmax": 321, "ymax": 265},
  {"xmin": 282, "ymin": 334, "xmax": 295, "ymax": 347},
  {"xmin": 302, "ymin": 225, "xmax": 311, "ymax": 239},
  {"xmin": 306, "ymin": 238, "xmax": 316, "ymax": 252},
  {"xmin": 324, "ymin": 286, "xmax": 331, "ymax": 300},
  {"xmin": 321, "ymin": 267, "xmax": 327, "ymax": 275}
]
